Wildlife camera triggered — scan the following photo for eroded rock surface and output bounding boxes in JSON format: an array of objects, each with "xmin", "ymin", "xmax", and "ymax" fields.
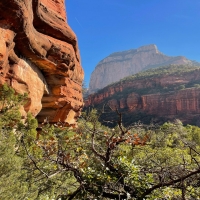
[
  {"xmin": 89, "ymin": 45, "xmax": 197, "ymax": 94},
  {"xmin": 0, "ymin": 0, "xmax": 84, "ymax": 126},
  {"xmin": 85, "ymin": 67, "xmax": 200, "ymax": 125}
]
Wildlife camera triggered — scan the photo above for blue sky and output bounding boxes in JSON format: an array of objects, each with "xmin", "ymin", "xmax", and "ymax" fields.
[{"xmin": 65, "ymin": 0, "xmax": 200, "ymax": 87}]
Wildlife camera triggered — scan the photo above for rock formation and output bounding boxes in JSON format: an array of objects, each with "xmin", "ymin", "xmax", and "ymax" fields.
[
  {"xmin": 0, "ymin": 0, "xmax": 84, "ymax": 126},
  {"xmin": 85, "ymin": 66, "xmax": 200, "ymax": 126},
  {"xmin": 89, "ymin": 44, "xmax": 196, "ymax": 94}
]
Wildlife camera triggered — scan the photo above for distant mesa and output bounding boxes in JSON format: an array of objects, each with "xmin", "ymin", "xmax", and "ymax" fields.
[{"xmin": 88, "ymin": 44, "xmax": 198, "ymax": 94}]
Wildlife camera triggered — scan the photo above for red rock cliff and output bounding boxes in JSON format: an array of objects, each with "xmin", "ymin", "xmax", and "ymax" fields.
[
  {"xmin": 85, "ymin": 67, "xmax": 200, "ymax": 125},
  {"xmin": 0, "ymin": 0, "xmax": 84, "ymax": 126}
]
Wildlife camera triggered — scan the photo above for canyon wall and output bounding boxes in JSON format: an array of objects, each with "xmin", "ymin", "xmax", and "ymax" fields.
[
  {"xmin": 85, "ymin": 68, "xmax": 200, "ymax": 125},
  {"xmin": 89, "ymin": 44, "xmax": 196, "ymax": 94},
  {"xmin": 0, "ymin": 0, "xmax": 84, "ymax": 126}
]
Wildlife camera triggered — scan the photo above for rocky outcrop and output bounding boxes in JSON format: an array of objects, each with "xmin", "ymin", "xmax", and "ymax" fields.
[
  {"xmin": 0, "ymin": 0, "xmax": 84, "ymax": 126},
  {"xmin": 85, "ymin": 67, "xmax": 200, "ymax": 125},
  {"xmin": 141, "ymin": 89, "xmax": 200, "ymax": 117},
  {"xmin": 89, "ymin": 45, "xmax": 196, "ymax": 94},
  {"xmin": 105, "ymin": 88, "xmax": 200, "ymax": 125}
]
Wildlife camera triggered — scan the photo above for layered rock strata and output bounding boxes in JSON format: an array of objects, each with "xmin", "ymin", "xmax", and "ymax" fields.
[
  {"xmin": 89, "ymin": 45, "xmax": 196, "ymax": 94},
  {"xmin": 0, "ymin": 0, "xmax": 84, "ymax": 126},
  {"xmin": 85, "ymin": 68, "xmax": 200, "ymax": 125}
]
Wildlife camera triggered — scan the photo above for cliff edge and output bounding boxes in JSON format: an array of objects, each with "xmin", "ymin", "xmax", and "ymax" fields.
[{"xmin": 85, "ymin": 65, "xmax": 200, "ymax": 126}]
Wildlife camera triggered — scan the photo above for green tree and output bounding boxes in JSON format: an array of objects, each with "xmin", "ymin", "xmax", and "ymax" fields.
[
  {"xmin": 0, "ymin": 127, "xmax": 28, "ymax": 199},
  {"xmin": 0, "ymin": 84, "xmax": 42, "ymax": 199},
  {"xmin": 2, "ymin": 84, "xmax": 200, "ymax": 199},
  {"xmin": 25, "ymin": 109, "xmax": 200, "ymax": 199},
  {"xmin": 194, "ymin": 84, "xmax": 200, "ymax": 88},
  {"xmin": 0, "ymin": 84, "xmax": 29, "ymax": 199},
  {"xmin": 178, "ymin": 84, "xmax": 185, "ymax": 90}
]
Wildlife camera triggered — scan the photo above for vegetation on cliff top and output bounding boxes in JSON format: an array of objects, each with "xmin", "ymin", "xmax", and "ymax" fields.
[
  {"xmin": 2, "ymin": 85, "xmax": 200, "ymax": 199},
  {"xmin": 100, "ymin": 64, "xmax": 200, "ymax": 91}
]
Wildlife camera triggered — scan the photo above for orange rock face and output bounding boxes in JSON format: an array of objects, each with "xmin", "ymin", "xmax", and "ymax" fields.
[
  {"xmin": 141, "ymin": 89, "xmax": 200, "ymax": 116},
  {"xmin": 0, "ymin": 0, "xmax": 84, "ymax": 126}
]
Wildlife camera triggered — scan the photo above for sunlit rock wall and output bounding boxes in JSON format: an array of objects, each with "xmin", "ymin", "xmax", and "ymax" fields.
[{"xmin": 0, "ymin": 0, "xmax": 84, "ymax": 126}]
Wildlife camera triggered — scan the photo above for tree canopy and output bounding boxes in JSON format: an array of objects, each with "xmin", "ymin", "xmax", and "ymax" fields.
[{"xmin": 1, "ymin": 84, "xmax": 200, "ymax": 199}]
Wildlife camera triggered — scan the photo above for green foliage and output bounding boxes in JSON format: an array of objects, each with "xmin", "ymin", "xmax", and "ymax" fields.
[
  {"xmin": 194, "ymin": 83, "xmax": 200, "ymax": 88},
  {"xmin": 0, "ymin": 129, "xmax": 28, "ymax": 200},
  {"xmin": 119, "ymin": 64, "xmax": 200, "ymax": 83},
  {"xmin": 24, "ymin": 110, "xmax": 200, "ymax": 199},
  {"xmin": 0, "ymin": 83, "xmax": 28, "ymax": 112},
  {"xmin": 178, "ymin": 84, "xmax": 185, "ymax": 90},
  {"xmin": 0, "ymin": 84, "xmax": 27, "ymax": 128},
  {"xmin": 0, "ymin": 84, "xmax": 39, "ymax": 199},
  {"xmin": 2, "ymin": 84, "xmax": 200, "ymax": 199},
  {"xmin": 0, "ymin": 84, "xmax": 29, "ymax": 199}
]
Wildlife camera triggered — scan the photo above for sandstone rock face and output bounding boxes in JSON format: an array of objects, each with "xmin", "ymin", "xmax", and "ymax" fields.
[
  {"xmin": 141, "ymin": 89, "xmax": 200, "ymax": 116},
  {"xmin": 0, "ymin": 0, "xmax": 84, "ymax": 126},
  {"xmin": 85, "ymin": 67, "xmax": 200, "ymax": 125},
  {"xmin": 89, "ymin": 44, "xmax": 195, "ymax": 94}
]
